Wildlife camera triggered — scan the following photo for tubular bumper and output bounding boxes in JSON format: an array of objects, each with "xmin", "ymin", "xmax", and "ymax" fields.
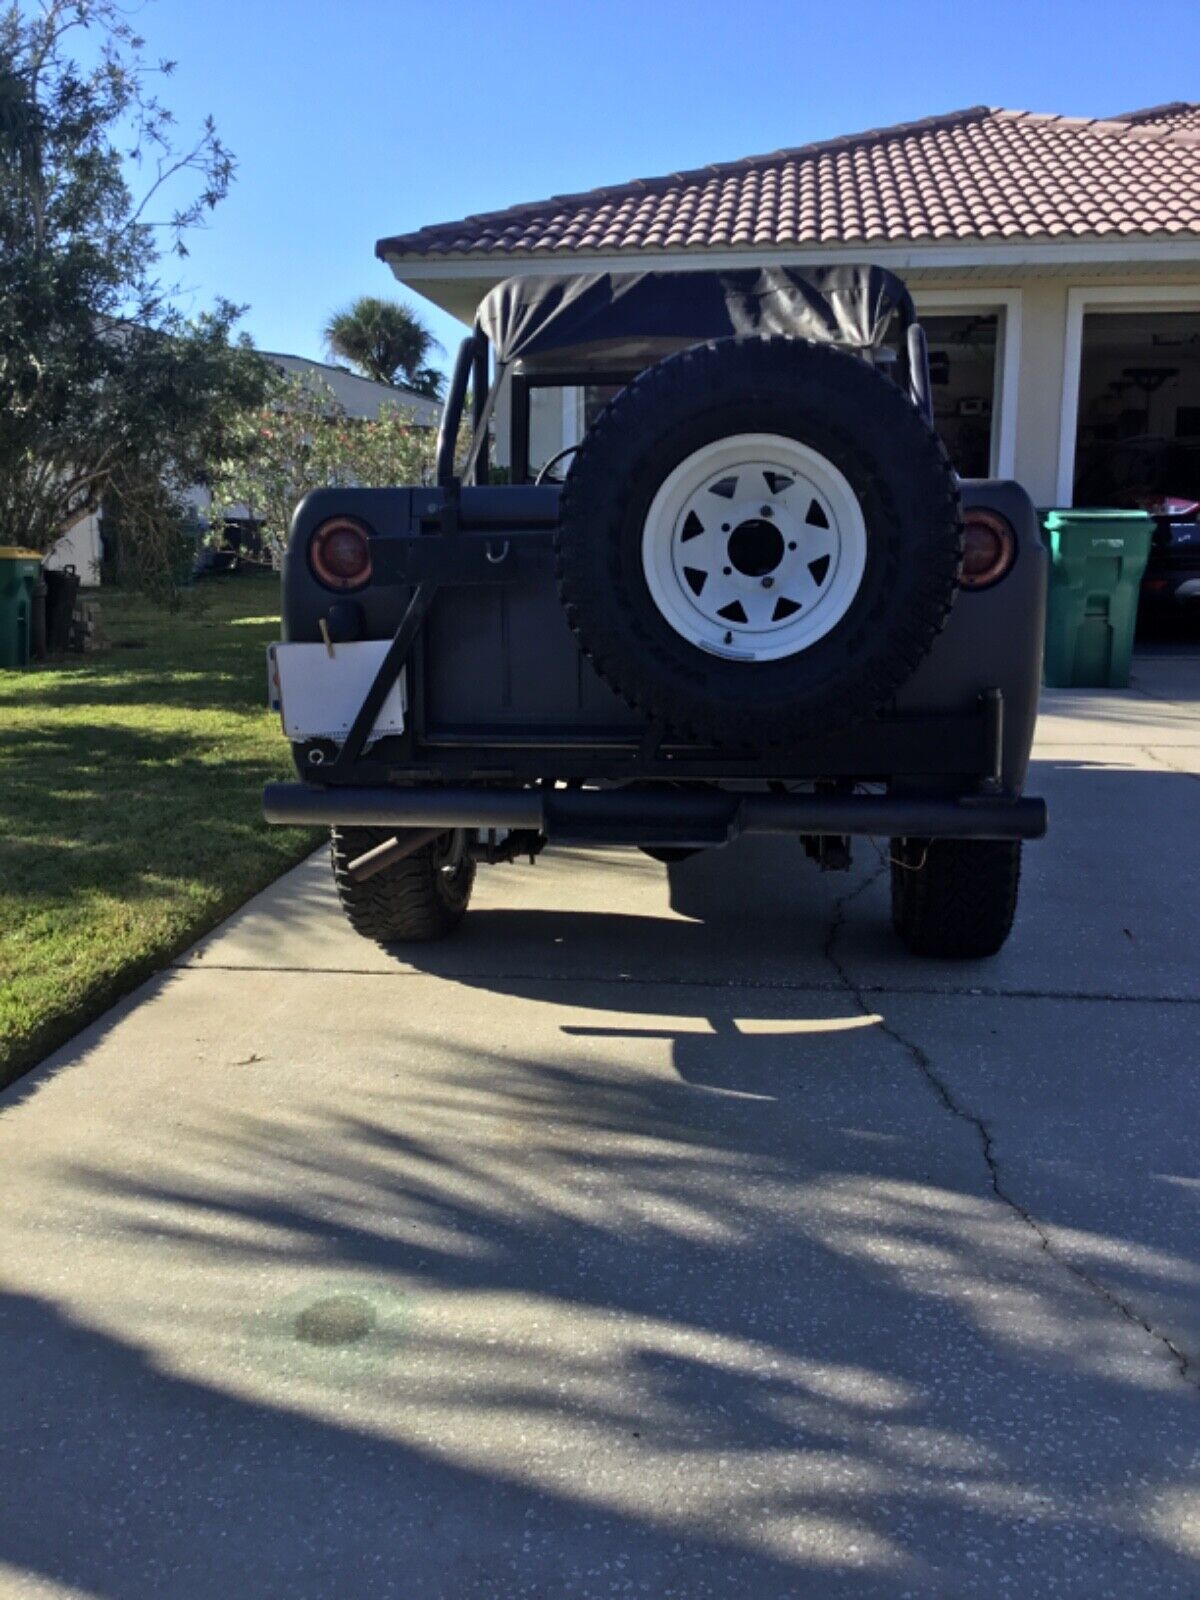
[{"xmin": 264, "ymin": 783, "xmax": 1047, "ymax": 847}]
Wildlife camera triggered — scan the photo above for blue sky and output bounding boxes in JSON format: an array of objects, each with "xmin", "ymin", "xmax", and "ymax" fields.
[{"xmin": 140, "ymin": 0, "xmax": 1200, "ymax": 376}]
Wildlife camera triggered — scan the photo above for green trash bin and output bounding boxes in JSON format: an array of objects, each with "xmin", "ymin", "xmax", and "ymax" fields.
[
  {"xmin": 1040, "ymin": 509, "xmax": 1153, "ymax": 689},
  {"xmin": 0, "ymin": 547, "xmax": 43, "ymax": 670}
]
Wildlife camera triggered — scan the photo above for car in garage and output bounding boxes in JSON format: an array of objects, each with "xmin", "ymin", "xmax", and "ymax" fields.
[
  {"xmin": 264, "ymin": 266, "xmax": 1048, "ymax": 958},
  {"xmin": 1141, "ymin": 493, "xmax": 1200, "ymax": 614}
]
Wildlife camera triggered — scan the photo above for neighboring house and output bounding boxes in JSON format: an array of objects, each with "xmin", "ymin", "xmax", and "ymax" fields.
[
  {"xmin": 46, "ymin": 352, "xmax": 439, "ymax": 585},
  {"xmin": 260, "ymin": 352, "xmax": 440, "ymax": 427},
  {"xmin": 44, "ymin": 514, "xmax": 105, "ymax": 587},
  {"xmin": 377, "ymin": 103, "xmax": 1200, "ymax": 509}
]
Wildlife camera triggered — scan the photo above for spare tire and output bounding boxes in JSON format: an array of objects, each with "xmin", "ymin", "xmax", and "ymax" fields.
[{"xmin": 556, "ymin": 337, "xmax": 961, "ymax": 746}]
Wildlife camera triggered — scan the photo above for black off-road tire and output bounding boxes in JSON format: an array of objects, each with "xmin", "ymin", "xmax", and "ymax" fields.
[
  {"xmin": 890, "ymin": 837, "xmax": 1022, "ymax": 959},
  {"xmin": 556, "ymin": 336, "xmax": 961, "ymax": 747},
  {"xmin": 330, "ymin": 827, "xmax": 475, "ymax": 944}
]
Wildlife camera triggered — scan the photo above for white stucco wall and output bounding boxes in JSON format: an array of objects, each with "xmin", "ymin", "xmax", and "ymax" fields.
[
  {"xmin": 1011, "ymin": 280, "xmax": 1072, "ymax": 507},
  {"xmin": 45, "ymin": 512, "xmax": 102, "ymax": 586}
]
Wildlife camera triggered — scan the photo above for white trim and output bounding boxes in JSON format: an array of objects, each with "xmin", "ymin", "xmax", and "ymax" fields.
[
  {"xmin": 561, "ymin": 384, "xmax": 576, "ymax": 449},
  {"xmin": 388, "ymin": 236, "xmax": 1200, "ymax": 285},
  {"xmin": 1055, "ymin": 284, "xmax": 1200, "ymax": 505},
  {"xmin": 914, "ymin": 288, "xmax": 1022, "ymax": 478}
]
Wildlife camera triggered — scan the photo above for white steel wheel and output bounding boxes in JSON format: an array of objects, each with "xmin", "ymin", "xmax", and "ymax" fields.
[{"xmin": 640, "ymin": 433, "xmax": 868, "ymax": 662}]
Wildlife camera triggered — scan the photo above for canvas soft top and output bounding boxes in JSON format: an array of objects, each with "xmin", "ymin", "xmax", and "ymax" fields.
[{"xmin": 475, "ymin": 265, "xmax": 916, "ymax": 374}]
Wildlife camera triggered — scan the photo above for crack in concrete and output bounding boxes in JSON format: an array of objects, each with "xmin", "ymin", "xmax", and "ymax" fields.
[
  {"xmin": 822, "ymin": 868, "xmax": 1198, "ymax": 1391},
  {"xmin": 1138, "ymin": 744, "xmax": 1200, "ymax": 784}
]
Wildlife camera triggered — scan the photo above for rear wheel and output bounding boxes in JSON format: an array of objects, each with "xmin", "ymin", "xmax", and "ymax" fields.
[
  {"xmin": 890, "ymin": 837, "xmax": 1021, "ymax": 959},
  {"xmin": 330, "ymin": 827, "xmax": 475, "ymax": 944}
]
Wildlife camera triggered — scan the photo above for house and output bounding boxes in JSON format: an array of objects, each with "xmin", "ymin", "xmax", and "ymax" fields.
[
  {"xmin": 47, "ymin": 353, "xmax": 438, "ymax": 585},
  {"xmin": 377, "ymin": 103, "xmax": 1200, "ymax": 509},
  {"xmin": 260, "ymin": 353, "xmax": 440, "ymax": 427}
]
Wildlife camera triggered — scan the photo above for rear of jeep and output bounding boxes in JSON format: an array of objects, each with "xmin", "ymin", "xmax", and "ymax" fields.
[{"xmin": 265, "ymin": 265, "xmax": 1047, "ymax": 958}]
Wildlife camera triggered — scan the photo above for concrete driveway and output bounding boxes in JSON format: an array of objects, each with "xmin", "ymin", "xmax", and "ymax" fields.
[{"xmin": 1, "ymin": 650, "xmax": 1197, "ymax": 1599}]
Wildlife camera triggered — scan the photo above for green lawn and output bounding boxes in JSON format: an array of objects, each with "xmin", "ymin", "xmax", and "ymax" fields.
[{"xmin": 0, "ymin": 574, "xmax": 317, "ymax": 1087}]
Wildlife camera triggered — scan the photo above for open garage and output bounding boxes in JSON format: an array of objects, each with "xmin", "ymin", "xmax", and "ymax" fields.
[{"xmin": 1072, "ymin": 307, "xmax": 1200, "ymax": 507}]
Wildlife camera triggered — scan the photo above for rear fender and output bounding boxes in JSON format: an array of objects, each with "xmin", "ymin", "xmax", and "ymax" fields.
[{"xmin": 897, "ymin": 479, "xmax": 1045, "ymax": 792}]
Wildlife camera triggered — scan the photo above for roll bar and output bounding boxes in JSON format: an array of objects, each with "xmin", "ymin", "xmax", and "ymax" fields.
[
  {"xmin": 906, "ymin": 323, "xmax": 933, "ymax": 425},
  {"xmin": 435, "ymin": 333, "xmax": 476, "ymax": 486}
]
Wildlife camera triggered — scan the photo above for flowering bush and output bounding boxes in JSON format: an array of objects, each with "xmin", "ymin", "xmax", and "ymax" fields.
[{"xmin": 207, "ymin": 370, "xmax": 442, "ymax": 561}]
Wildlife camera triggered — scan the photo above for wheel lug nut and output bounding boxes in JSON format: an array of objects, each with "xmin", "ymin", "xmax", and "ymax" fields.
[
  {"xmin": 760, "ymin": 506, "xmax": 773, "ymax": 517},
  {"xmin": 762, "ymin": 576, "xmax": 775, "ymax": 588}
]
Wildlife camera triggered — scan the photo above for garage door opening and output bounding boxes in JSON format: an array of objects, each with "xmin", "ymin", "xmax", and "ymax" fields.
[
  {"xmin": 1073, "ymin": 309, "xmax": 1200, "ymax": 507},
  {"xmin": 922, "ymin": 314, "xmax": 998, "ymax": 478}
]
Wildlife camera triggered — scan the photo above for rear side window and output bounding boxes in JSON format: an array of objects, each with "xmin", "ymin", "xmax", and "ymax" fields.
[{"xmin": 524, "ymin": 381, "xmax": 629, "ymax": 480}]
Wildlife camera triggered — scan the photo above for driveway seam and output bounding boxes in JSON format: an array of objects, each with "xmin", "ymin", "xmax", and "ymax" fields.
[
  {"xmin": 173, "ymin": 960, "xmax": 1200, "ymax": 1006},
  {"xmin": 823, "ymin": 869, "xmax": 1199, "ymax": 1391}
]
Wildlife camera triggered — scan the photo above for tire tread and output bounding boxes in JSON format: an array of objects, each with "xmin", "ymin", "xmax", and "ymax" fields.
[
  {"xmin": 890, "ymin": 837, "xmax": 1021, "ymax": 959},
  {"xmin": 329, "ymin": 827, "xmax": 475, "ymax": 944}
]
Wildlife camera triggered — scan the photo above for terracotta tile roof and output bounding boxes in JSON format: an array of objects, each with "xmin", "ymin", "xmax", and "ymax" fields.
[
  {"xmin": 1111, "ymin": 101, "xmax": 1200, "ymax": 135},
  {"xmin": 378, "ymin": 105, "xmax": 1200, "ymax": 263}
]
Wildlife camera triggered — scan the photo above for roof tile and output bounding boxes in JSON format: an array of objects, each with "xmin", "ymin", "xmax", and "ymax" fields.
[{"xmin": 378, "ymin": 105, "xmax": 1200, "ymax": 262}]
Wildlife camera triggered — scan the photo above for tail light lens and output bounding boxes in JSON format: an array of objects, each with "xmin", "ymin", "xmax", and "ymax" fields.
[
  {"xmin": 959, "ymin": 508, "xmax": 1017, "ymax": 590},
  {"xmin": 310, "ymin": 517, "xmax": 372, "ymax": 591}
]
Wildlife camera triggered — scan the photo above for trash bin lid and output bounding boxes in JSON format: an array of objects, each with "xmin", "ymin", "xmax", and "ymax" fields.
[
  {"xmin": 1040, "ymin": 508, "xmax": 1154, "ymax": 555},
  {"xmin": 1040, "ymin": 509, "xmax": 1155, "ymax": 527},
  {"xmin": 0, "ymin": 547, "xmax": 43, "ymax": 560}
]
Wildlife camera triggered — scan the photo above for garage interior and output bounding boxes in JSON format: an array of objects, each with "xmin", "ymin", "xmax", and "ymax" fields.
[
  {"xmin": 922, "ymin": 313, "xmax": 999, "ymax": 479},
  {"xmin": 1073, "ymin": 309, "xmax": 1200, "ymax": 507}
]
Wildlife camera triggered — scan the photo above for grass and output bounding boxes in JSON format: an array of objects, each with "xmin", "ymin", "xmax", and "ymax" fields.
[{"xmin": 0, "ymin": 574, "xmax": 317, "ymax": 1087}]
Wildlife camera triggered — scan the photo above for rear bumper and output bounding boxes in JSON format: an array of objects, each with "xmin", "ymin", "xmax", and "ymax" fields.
[{"xmin": 263, "ymin": 782, "xmax": 1047, "ymax": 847}]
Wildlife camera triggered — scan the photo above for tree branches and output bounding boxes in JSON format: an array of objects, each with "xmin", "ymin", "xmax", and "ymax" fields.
[{"xmin": 0, "ymin": 0, "xmax": 258, "ymax": 571}]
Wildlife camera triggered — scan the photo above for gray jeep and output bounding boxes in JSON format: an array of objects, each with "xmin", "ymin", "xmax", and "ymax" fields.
[{"xmin": 265, "ymin": 265, "xmax": 1047, "ymax": 958}]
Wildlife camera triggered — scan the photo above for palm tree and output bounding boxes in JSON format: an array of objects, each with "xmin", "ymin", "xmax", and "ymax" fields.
[{"xmin": 324, "ymin": 297, "xmax": 444, "ymax": 399}]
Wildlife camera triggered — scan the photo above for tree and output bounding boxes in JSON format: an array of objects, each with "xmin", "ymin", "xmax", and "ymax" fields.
[
  {"xmin": 207, "ymin": 371, "xmax": 439, "ymax": 562},
  {"xmin": 100, "ymin": 306, "xmax": 273, "ymax": 600},
  {"xmin": 0, "ymin": 0, "xmax": 269, "ymax": 575},
  {"xmin": 324, "ymin": 296, "xmax": 444, "ymax": 399}
]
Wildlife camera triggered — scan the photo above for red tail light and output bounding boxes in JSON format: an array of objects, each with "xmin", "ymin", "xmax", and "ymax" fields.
[
  {"xmin": 310, "ymin": 517, "xmax": 373, "ymax": 591},
  {"xmin": 959, "ymin": 508, "xmax": 1017, "ymax": 590}
]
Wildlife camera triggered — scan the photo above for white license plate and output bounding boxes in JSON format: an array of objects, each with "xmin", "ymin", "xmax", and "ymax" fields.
[{"xmin": 267, "ymin": 641, "xmax": 407, "ymax": 743}]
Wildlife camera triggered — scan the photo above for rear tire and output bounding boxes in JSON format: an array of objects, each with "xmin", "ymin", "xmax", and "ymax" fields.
[
  {"xmin": 330, "ymin": 827, "xmax": 475, "ymax": 944},
  {"xmin": 890, "ymin": 837, "xmax": 1021, "ymax": 959},
  {"xmin": 557, "ymin": 337, "xmax": 961, "ymax": 747}
]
